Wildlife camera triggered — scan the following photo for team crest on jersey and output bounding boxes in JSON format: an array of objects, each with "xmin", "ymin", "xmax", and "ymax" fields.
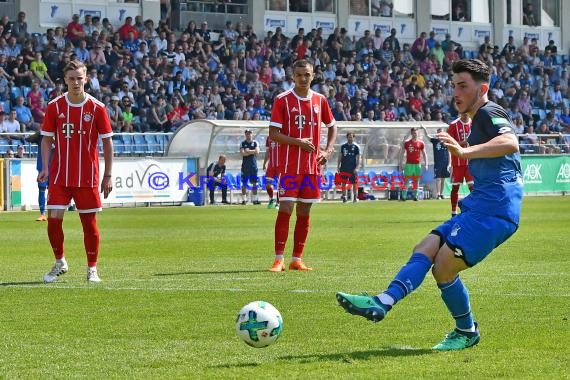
[
  {"xmin": 83, "ymin": 112, "xmax": 93, "ymax": 122},
  {"xmin": 313, "ymin": 105, "xmax": 320, "ymax": 114}
]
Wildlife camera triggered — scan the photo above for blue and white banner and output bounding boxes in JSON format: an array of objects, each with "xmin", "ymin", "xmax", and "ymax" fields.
[{"xmin": 264, "ymin": 15, "xmax": 287, "ymax": 32}]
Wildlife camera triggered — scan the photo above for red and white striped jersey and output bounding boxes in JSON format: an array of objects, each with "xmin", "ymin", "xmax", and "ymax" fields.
[
  {"xmin": 41, "ymin": 93, "xmax": 113, "ymax": 188},
  {"xmin": 265, "ymin": 136, "xmax": 279, "ymax": 172},
  {"xmin": 448, "ymin": 117, "xmax": 471, "ymax": 167},
  {"xmin": 269, "ymin": 89, "xmax": 335, "ymax": 175}
]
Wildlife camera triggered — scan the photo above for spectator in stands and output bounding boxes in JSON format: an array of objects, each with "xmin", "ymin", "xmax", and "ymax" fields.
[
  {"xmin": 523, "ymin": 2, "xmax": 537, "ymax": 26},
  {"xmin": 149, "ymin": 95, "xmax": 171, "ymax": 132},
  {"xmin": 13, "ymin": 96, "xmax": 36, "ymax": 131},
  {"xmin": 383, "ymin": 28, "xmax": 401, "ymax": 53},
  {"xmin": 67, "ymin": 14, "xmax": 86, "ymax": 46},
  {"xmin": 520, "ymin": 125, "xmax": 545, "ymax": 153},
  {"xmin": 32, "ymin": 96, "xmax": 47, "ymax": 124},
  {"xmin": 118, "ymin": 17, "xmax": 138, "ymax": 41},
  {"xmin": 11, "ymin": 11, "xmax": 28, "ymax": 43},
  {"xmin": 3, "ymin": 110, "xmax": 24, "ymax": 139},
  {"xmin": 29, "ymin": 52, "xmax": 54, "ymax": 86},
  {"xmin": 452, "ymin": 2, "xmax": 468, "ymax": 21}
]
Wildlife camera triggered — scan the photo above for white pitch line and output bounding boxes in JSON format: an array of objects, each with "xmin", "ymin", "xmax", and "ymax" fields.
[{"xmin": 3, "ymin": 284, "xmax": 570, "ymax": 297}]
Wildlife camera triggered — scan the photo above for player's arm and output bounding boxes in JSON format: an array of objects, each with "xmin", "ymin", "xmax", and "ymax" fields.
[
  {"xmin": 438, "ymin": 131, "xmax": 519, "ymax": 159},
  {"xmin": 37, "ymin": 135, "xmax": 53, "ymax": 183},
  {"xmin": 101, "ymin": 137, "xmax": 114, "ymax": 199},
  {"xmin": 422, "ymin": 146, "xmax": 428, "ymax": 169},
  {"xmin": 268, "ymin": 126, "xmax": 316, "ymax": 152},
  {"xmin": 262, "ymin": 148, "xmax": 269, "ymax": 170},
  {"xmin": 239, "ymin": 144, "xmax": 249, "ymax": 157}
]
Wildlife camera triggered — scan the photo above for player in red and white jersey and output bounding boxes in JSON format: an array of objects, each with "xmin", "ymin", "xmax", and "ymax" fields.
[
  {"xmin": 447, "ymin": 113, "xmax": 474, "ymax": 216},
  {"xmin": 38, "ymin": 59, "xmax": 114, "ymax": 283},
  {"xmin": 268, "ymin": 59, "xmax": 336, "ymax": 272},
  {"xmin": 263, "ymin": 135, "xmax": 279, "ymax": 209}
]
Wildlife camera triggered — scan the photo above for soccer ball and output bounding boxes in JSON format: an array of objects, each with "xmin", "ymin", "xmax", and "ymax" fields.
[{"xmin": 235, "ymin": 301, "xmax": 283, "ymax": 348}]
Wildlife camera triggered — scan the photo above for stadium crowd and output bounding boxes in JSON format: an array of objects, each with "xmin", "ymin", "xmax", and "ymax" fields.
[{"xmin": 0, "ymin": 10, "xmax": 569, "ymax": 154}]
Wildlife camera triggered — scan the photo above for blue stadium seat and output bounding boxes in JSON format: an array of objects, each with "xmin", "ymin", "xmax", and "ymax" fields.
[
  {"xmin": 121, "ymin": 134, "xmax": 134, "ymax": 155},
  {"xmin": 113, "ymin": 139, "xmax": 124, "ymax": 155},
  {"xmin": 133, "ymin": 134, "xmax": 147, "ymax": 155},
  {"xmin": 144, "ymin": 134, "xmax": 158, "ymax": 154},
  {"xmin": 155, "ymin": 134, "xmax": 166, "ymax": 154},
  {"xmin": 1, "ymin": 100, "xmax": 9, "ymax": 112},
  {"xmin": 10, "ymin": 87, "xmax": 21, "ymax": 100}
]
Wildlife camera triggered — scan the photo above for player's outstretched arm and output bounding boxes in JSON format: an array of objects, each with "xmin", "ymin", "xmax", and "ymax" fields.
[{"xmin": 438, "ymin": 131, "xmax": 518, "ymax": 159}]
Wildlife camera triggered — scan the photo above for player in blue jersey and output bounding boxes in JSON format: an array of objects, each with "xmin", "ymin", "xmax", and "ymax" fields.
[
  {"xmin": 423, "ymin": 126, "xmax": 450, "ymax": 200},
  {"xmin": 240, "ymin": 128, "xmax": 260, "ymax": 205},
  {"xmin": 337, "ymin": 132, "xmax": 361, "ymax": 203},
  {"xmin": 26, "ymin": 132, "xmax": 49, "ymax": 221},
  {"xmin": 336, "ymin": 59, "xmax": 523, "ymax": 350}
]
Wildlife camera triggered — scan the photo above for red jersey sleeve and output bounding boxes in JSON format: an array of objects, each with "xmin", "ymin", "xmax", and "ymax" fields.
[
  {"xmin": 320, "ymin": 96, "xmax": 335, "ymax": 127},
  {"xmin": 269, "ymin": 96, "xmax": 285, "ymax": 129},
  {"xmin": 41, "ymin": 101, "xmax": 57, "ymax": 136}
]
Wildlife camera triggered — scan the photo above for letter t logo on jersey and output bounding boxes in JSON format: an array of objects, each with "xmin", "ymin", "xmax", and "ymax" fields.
[
  {"xmin": 62, "ymin": 123, "xmax": 75, "ymax": 139},
  {"xmin": 295, "ymin": 114, "xmax": 305, "ymax": 130}
]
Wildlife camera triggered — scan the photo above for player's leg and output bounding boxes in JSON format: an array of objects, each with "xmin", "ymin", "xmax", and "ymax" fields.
[
  {"xmin": 450, "ymin": 165, "xmax": 463, "ymax": 216},
  {"xmin": 36, "ymin": 182, "xmax": 48, "ymax": 221},
  {"xmin": 337, "ymin": 233, "xmax": 438, "ymax": 321},
  {"xmin": 251, "ymin": 172, "xmax": 260, "ymax": 205},
  {"xmin": 43, "ymin": 184, "xmax": 71, "ymax": 283},
  {"xmin": 72, "ymin": 187, "xmax": 103, "ymax": 282},
  {"xmin": 465, "ymin": 168, "xmax": 474, "ymax": 192},
  {"xmin": 240, "ymin": 170, "xmax": 248, "ymax": 205},
  {"xmin": 220, "ymin": 183, "xmax": 228, "ymax": 203},
  {"xmin": 431, "ymin": 212, "xmax": 517, "ymax": 350},
  {"xmin": 269, "ymin": 175, "xmax": 299, "ymax": 272},
  {"xmin": 351, "ymin": 174, "xmax": 359, "ymax": 203},
  {"xmin": 289, "ymin": 174, "xmax": 320, "ymax": 271},
  {"xmin": 265, "ymin": 174, "xmax": 276, "ymax": 208}
]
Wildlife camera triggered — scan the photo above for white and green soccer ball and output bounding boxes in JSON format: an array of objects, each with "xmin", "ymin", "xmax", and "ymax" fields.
[{"xmin": 235, "ymin": 301, "xmax": 283, "ymax": 348}]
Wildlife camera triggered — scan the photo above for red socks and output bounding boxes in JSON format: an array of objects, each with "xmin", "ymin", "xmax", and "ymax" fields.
[
  {"xmin": 274, "ymin": 211, "xmax": 290, "ymax": 255},
  {"xmin": 266, "ymin": 185, "xmax": 274, "ymax": 199},
  {"xmin": 47, "ymin": 218, "xmax": 65, "ymax": 260},
  {"xmin": 292, "ymin": 214, "xmax": 310, "ymax": 259},
  {"xmin": 450, "ymin": 185, "xmax": 460, "ymax": 213},
  {"xmin": 80, "ymin": 213, "xmax": 100, "ymax": 267}
]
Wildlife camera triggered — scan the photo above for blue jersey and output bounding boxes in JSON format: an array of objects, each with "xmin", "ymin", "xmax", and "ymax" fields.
[
  {"xmin": 339, "ymin": 142, "xmax": 361, "ymax": 172},
  {"xmin": 430, "ymin": 137, "xmax": 449, "ymax": 169},
  {"xmin": 240, "ymin": 139, "xmax": 259, "ymax": 171},
  {"xmin": 462, "ymin": 101, "xmax": 523, "ymax": 225}
]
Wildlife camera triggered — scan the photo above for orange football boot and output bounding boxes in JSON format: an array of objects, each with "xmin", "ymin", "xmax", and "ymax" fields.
[
  {"xmin": 269, "ymin": 258, "xmax": 285, "ymax": 272},
  {"xmin": 36, "ymin": 214, "xmax": 47, "ymax": 222},
  {"xmin": 289, "ymin": 260, "xmax": 312, "ymax": 271}
]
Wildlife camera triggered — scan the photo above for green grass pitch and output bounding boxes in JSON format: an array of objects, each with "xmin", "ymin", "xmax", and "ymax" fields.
[{"xmin": 0, "ymin": 197, "xmax": 569, "ymax": 379}]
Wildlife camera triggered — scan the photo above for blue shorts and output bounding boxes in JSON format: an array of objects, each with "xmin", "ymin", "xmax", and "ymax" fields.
[
  {"xmin": 432, "ymin": 209, "xmax": 518, "ymax": 267},
  {"xmin": 434, "ymin": 165, "xmax": 450, "ymax": 178}
]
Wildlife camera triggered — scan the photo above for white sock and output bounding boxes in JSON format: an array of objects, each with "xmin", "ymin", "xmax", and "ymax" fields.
[
  {"xmin": 275, "ymin": 254, "xmax": 284, "ymax": 260},
  {"xmin": 291, "ymin": 257, "xmax": 301, "ymax": 262},
  {"xmin": 456, "ymin": 325, "xmax": 476, "ymax": 333},
  {"xmin": 57, "ymin": 258, "xmax": 67, "ymax": 265},
  {"xmin": 377, "ymin": 293, "xmax": 395, "ymax": 306}
]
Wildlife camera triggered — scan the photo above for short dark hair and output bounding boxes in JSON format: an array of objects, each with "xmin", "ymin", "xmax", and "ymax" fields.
[
  {"xmin": 293, "ymin": 59, "xmax": 313, "ymax": 70},
  {"xmin": 452, "ymin": 59, "xmax": 491, "ymax": 83}
]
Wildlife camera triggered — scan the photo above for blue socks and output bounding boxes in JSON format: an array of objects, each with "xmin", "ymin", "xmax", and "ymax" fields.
[
  {"xmin": 438, "ymin": 276, "xmax": 474, "ymax": 331},
  {"xmin": 39, "ymin": 187, "xmax": 46, "ymax": 215},
  {"xmin": 382, "ymin": 253, "xmax": 433, "ymax": 304}
]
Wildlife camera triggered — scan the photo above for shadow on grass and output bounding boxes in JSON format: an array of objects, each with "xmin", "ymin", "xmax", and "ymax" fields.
[
  {"xmin": 211, "ymin": 347, "xmax": 433, "ymax": 369},
  {"xmin": 0, "ymin": 281, "xmax": 45, "ymax": 286},
  {"xmin": 279, "ymin": 347, "xmax": 433, "ymax": 362},
  {"xmin": 154, "ymin": 269, "xmax": 268, "ymax": 276}
]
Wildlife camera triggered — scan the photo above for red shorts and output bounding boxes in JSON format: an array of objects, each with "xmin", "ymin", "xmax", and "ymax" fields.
[
  {"xmin": 265, "ymin": 166, "xmax": 280, "ymax": 180},
  {"xmin": 450, "ymin": 165, "xmax": 474, "ymax": 185},
  {"xmin": 278, "ymin": 174, "xmax": 321, "ymax": 203},
  {"xmin": 47, "ymin": 184, "xmax": 102, "ymax": 213}
]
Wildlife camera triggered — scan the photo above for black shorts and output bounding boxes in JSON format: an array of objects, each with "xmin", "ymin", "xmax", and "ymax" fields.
[
  {"xmin": 434, "ymin": 165, "xmax": 450, "ymax": 178},
  {"xmin": 241, "ymin": 168, "xmax": 258, "ymax": 184}
]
